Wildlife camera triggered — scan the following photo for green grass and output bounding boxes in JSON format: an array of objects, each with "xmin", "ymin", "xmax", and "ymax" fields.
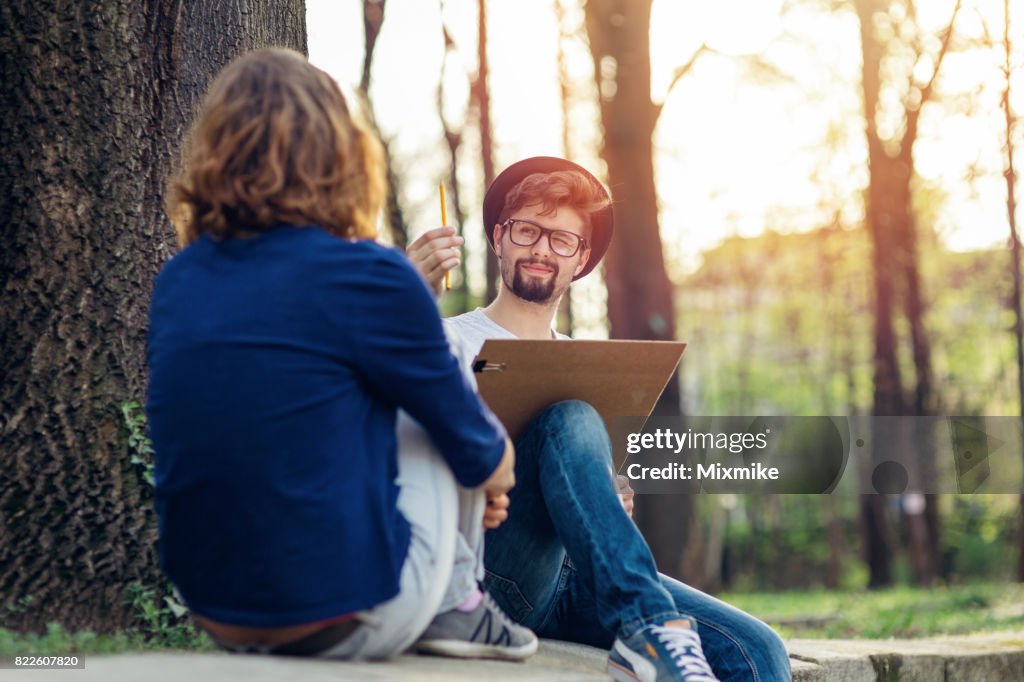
[
  {"xmin": 0, "ymin": 584, "xmax": 215, "ymax": 656},
  {"xmin": 722, "ymin": 581, "xmax": 1024, "ymax": 639},
  {"xmin": 0, "ymin": 622, "xmax": 214, "ymax": 656}
]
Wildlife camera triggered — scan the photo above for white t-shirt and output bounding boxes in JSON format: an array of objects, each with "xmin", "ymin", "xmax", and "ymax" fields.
[{"xmin": 444, "ymin": 308, "xmax": 569, "ymax": 362}]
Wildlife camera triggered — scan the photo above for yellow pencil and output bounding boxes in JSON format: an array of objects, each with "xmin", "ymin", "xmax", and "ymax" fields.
[{"xmin": 440, "ymin": 182, "xmax": 451, "ymax": 291}]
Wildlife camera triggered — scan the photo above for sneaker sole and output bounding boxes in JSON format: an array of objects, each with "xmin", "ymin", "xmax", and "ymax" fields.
[
  {"xmin": 606, "ymin": 658, "xmax": 642, "ymax": 682},
  {"xmin": 416, "ymin": 637, "xmax": 539, "ymax": 661}
]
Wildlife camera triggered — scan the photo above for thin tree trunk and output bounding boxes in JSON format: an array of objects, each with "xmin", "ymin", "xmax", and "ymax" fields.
[
  {"xmin": 824, "ymin": 494, "xmax": 844, "ymax": 589},
  {"xmin": 437, "ymin": 1, "xmax": 469, "ymax": 311},
  {"xmin": 471, "ymin": 0, "xmax": 498, "ymax": 302},
  {"xmin": 359, "ymin": 0, "xmax": 408, "ymax": 248},
  {"xmin": 895, "ymin": 0, "xmax": 962, "ymax": 585},
  {"xmin": 998, "ymin": 0, "xmax": 1024, "ymax": 583},
  {"xmin": 0, "ymin": 0, "xmax": 305, "ymax": 634},
  {"xmin": 555, "ymin": 0, "xmax": 574, "ymax": 334},
  {"xmin": 855, "ymin": 0, "xmax": 902, "ymax": 587}
]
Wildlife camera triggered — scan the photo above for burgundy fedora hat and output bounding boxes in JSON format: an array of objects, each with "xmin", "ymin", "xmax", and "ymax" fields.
[{"xmin": 483, "ymin": 156, "xmax": 613, "ymax": 281}]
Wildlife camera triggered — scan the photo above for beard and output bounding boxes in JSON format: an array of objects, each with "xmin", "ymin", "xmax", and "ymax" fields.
[{"xmin": 503, "ymin": 256, "xmax": 562, "ymax": 304}]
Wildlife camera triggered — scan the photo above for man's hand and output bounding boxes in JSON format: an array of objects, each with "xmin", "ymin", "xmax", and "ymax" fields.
[
  {"xmin": 483, "ymin": 493, "xmax": 510, "ymax": 529},
  {"xmin": 407, "ymin": 226, "xmax": 463, "ymax": 297},
  {"xmin": 616, "ymin": 475, "xmax": 634, "ymax": 519}
]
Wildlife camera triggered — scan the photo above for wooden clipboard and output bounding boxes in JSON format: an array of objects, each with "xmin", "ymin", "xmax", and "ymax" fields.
[{"xmin": 473, "ymin": 339, "xmax": 686, "ymax": 444}]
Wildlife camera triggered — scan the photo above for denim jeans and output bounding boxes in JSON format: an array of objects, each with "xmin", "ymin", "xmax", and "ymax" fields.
[{"xmin": 483, "ymin": 401, "xmax": 792, "ymax": 681}]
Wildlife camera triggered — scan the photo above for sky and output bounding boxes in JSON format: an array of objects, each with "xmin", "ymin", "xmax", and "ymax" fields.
[{"xmin": 306, "ymin": 0, "xmax": 1024, "ymax": 287}]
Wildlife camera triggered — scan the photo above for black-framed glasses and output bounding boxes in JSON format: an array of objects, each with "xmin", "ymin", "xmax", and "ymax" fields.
[{"xmin": 501, "ymin": 218, "xmax": 588, "ymax": 257}]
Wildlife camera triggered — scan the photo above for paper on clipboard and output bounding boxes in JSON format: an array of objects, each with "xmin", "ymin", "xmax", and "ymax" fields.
[{"xmin": 473, "ymin": 339, "xmax": 686, "ymax": 455}]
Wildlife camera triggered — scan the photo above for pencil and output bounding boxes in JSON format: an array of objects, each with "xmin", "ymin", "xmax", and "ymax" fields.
[{"xmin": 440, "ymin": 182, "xmax": 451, "ymax": 291}]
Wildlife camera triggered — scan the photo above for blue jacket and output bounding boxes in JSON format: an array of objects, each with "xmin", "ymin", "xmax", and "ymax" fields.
[{"xmin": 147, "ymin": 225, "xmax": 505, "ymax": 627}]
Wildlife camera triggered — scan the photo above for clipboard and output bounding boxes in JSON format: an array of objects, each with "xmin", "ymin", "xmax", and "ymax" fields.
[{"xmin": 473, "ymin": 339, "xmax": 686, "ymax": 445}]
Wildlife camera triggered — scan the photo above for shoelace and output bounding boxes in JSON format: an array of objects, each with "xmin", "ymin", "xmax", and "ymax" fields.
[
  {"xmin": 473, "ymin": 593, "xmax": 512, "ymax": 644},
  {"xmin": 651, "ymin": 625, "xmax": 720, "ymax": 682}
]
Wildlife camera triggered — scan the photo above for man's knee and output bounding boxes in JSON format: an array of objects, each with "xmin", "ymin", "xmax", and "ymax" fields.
[
  {"xmin": 729, "ymin": 618, "xmax": 791, "ymax": 678},
  {"xmin": 537, "ymin": 400, "xmax": 603, "ymax": 428},
  {"xmin": 526, "ymin": 400, "xmax": 614, "ymax": 471}
]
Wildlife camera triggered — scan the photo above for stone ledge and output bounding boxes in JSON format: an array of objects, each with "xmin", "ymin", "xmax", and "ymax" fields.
[
  {"xmin": 786, "ymin": 630, "xmax": 1024, "ymax": 681},
  {"xmin": 11, "ymin": 632, "xmax": 1024, "ymax": 681}
]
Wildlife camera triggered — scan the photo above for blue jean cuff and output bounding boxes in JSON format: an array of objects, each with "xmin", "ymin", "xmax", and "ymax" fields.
[{"xmin": 618, "ymin": 610, "xmax": 691, "ymax": 639}]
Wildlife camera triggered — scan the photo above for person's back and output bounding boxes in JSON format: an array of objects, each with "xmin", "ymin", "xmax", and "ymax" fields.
[{"xmin": 149, "ymin": 226, "xmax": 441, "ymax": 623}]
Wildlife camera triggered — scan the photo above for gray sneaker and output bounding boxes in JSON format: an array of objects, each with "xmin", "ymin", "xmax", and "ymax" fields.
[{"xmin": 416, "ymin": 591, "xmax": 539, "ymax": 661}]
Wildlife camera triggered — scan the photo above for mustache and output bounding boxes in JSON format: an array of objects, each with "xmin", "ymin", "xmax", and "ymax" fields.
[{"xmin": 516, "ymin": 257, "xmax": 558, "ymax": 275}]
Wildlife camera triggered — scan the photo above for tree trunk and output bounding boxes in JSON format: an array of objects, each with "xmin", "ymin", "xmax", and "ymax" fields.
[
  {"xmin": 992, "ymin": 0, "xmax": 1024, "ymax": 583},
  {"xmin": 855, "ymin": 0, "xmax": 905, "ymax": 588},
  {"xmin": 437, "ymin": 1, "xmax": 470, "ymax": 312},
  {"xmin": 854, "ymin": 0, "xmax": 960, "ymax": 588},
  {"xmin": 555, "ymin": 0, "xmax": 574, "ymax": 335},
  {"xmin": 359, "ymin": 0, "xmax": 408, "ymax": 249},
  {"xmin": 471, "ymin": 0, "xmax": 499, "ymax": 303},
  {"xmin": 584, "ymin": 0, "xmax": 693, "ymax": 577},
  {"xmin": 0, "ymin": 0, "xmax": 305, "ymax": 634}
]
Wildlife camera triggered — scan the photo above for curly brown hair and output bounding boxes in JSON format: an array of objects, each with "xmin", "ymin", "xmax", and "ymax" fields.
[
  {"xmin": 168, "ymin": 48, "xmax": 386, "ymax": 246},
  {"xmin": 501, "ymin": 170, "xmax": 611, "ymax": 228}
]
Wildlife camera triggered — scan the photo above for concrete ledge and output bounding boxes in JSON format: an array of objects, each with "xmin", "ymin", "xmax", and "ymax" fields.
[
  {"xmin": 787, "ymin": 630, "xmax": 1024, "ymax": 681},
  {"xmin": 13, "ymin": 632, "xmax": 1024, "ymax": 681}
]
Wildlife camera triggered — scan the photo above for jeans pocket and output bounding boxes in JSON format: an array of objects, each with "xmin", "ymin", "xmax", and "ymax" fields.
[{"xmin": 483, "ymin": 569, "xmax": 533, "ymax": 624}]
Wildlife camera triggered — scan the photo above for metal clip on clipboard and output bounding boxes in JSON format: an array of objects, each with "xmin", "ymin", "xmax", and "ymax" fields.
[{"xmin": 473, "ymin": 360, "xmax": 507, "ymax": 373}]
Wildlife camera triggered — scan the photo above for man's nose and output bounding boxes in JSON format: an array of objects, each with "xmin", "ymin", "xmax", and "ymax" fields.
[{"xmin": 531, "ymin": 234, "xmax": 553, "ymax": 257}]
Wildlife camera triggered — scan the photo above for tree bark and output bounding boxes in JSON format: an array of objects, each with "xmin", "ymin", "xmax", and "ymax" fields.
[
  {"xmin": 584, "ymin": 0, "xmax": 692, "ymax": 576},
  {"xmin": 0, "ymin": 0, "xmax": 305, "ymax": 633}
]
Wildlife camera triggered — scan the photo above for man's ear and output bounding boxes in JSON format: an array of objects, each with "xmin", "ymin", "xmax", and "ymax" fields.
[
  {"xmin": 492, "ymin": 223, "xmax": 503, "ymax": 257},
  {"xmin": 574, "ymin": 246, "xmax": 591, "ymax": 276}
]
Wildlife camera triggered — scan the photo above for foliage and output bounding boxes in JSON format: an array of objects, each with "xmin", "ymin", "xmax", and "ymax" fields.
[
  {"xmin": 940, "ymin": 496, "xmax": 1020, "ymax": 581},
  {"xmin": 676, "ymin": 225, "xmax": 1019, "ymax": 588},
  {"xmin": 703, "ymin": 493, "xmax": 1019, "ymax": 592},
  {"xmin": 121, "ymin": 401, "xmax": 155, "ymax": 487},
  {"xmin": 123, "ymin": 584, "xmax": 209, "ymax": 650},
  {"xmin": 0, "ymin": 585, "xmax": 212, "ymax": 655},
  {"xmin": 713, "ymin": 494, "xmax": 863, "ymax": 591},
  {"xmin": 679, "ymin": 225, "xmax": 1016, "ymax": 417}
]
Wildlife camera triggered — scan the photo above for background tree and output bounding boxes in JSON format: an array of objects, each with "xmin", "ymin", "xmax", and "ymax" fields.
[
  {"xmin": 0, "ymin": 0, "xmax": 305, "ymax": 633},
  {"xmin": 997, "ymin": 0, "xmax": 1024, "ymax": 582},
  {"xmin": 555, "ymin": 0, "xmax": 576, "ymax": 333},
  {"xmin": 471, "ymin": 0, "xmax": 499, "ymax": 303},
  {"xmin": 583, "ymin": 0, "xmax": 702, "ymax": 578},
  {"xmin": 436, "ymin": 0, "xmax": 472, "ymax": 312},
  {"xmin": 853, "ymin": 0, "xmax": 961, "ymax": 588},
  {"xmin": 360, "ymin": 0, "xmax": 409, "ymax": 248}
]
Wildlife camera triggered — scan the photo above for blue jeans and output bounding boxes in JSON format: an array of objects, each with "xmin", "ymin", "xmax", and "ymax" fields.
[{"xmin": 483, "ymin": 401, "xmax": 791, "ymax": 681}]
